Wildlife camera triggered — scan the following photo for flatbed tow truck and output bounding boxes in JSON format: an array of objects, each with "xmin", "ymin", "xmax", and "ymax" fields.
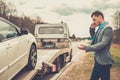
[{"xmin": 12, "ymin": 23, "xmax": 72, "ymax": 80}]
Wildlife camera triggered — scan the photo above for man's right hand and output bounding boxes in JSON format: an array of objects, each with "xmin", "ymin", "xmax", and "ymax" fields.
[{"xmin": 90, "ymin": 23, "xmax": 97, "ymax": 29}]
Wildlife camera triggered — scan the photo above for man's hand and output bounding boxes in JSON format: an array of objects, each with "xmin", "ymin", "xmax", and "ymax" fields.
[
  {"xmin": 77, "ymin": 45, "xmax": 86, "ymax": 50},
  {"xmin": 90, "ymin": 23, "xmax": 97, "ymax": 28}
]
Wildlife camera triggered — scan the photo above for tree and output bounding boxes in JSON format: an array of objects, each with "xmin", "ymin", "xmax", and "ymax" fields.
[
  {"xmin": 112, "ymin": 11, "xmax": 120, "ymax": 29},
  {"xmin": 22, "ymin": 16, "xmax": 35, "ymax": 34},
  {"xmin": 7, "ymin": 2, "xmax": 17, "ymax": 16},
  {"xmin": 36, "ymin": 16, "xmax": 44, "ymax": 24},
  {"xmin": 0, "ymin": 0, "xmax": 7, "ymax": 17},
  {"xmin": 112, "ymin": 10, "xmax": 120, "ymax": 44},
  {"xmin": 0, "ymin": 0, "xmax": 17, "ymax": 19}
]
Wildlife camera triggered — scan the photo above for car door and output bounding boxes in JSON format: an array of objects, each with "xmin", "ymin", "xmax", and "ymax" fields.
[
  {"xmin": 5, "ymin": 36, "xmax": 22, "ymax": 79},
  {"xmin": 0, "ymin": 19, "xmax": 27, "ymax": 79},
  {"xmin": 0, "ymin": 34, "xmax": 8, "ymax": 80}
]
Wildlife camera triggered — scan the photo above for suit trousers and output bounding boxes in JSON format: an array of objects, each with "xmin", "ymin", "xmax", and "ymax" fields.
[{"xmin": 90, "ymin": 60, "xmax": 112, "ymax": 80}]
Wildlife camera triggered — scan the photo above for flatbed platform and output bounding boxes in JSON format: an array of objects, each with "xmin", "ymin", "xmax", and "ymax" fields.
[{"xmin": 12, "ymin": 49, "xmax": 65, "ymax": 80}]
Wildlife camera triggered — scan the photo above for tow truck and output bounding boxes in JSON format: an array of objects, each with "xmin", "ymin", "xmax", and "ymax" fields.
[{"xmin": 12, "ymin": 22, "xmax": 72, "ymax": 80}]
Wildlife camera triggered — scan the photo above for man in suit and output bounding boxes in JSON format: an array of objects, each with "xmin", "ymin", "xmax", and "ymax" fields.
[{"xmin": 78, "ymin": 11, "xmax": 114, "ymax": 80}]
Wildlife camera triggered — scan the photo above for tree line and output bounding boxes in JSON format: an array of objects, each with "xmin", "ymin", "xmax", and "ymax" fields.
[
  {"xmin": 112, "ymin": 11, "xmax": 120, "ymax": 44},
  {"xmin": 0, "ymin": 0, "xmax": 43, "ymax": 34}
]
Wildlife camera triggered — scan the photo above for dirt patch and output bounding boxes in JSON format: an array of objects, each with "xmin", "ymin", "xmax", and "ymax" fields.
[{"xmin": 111, "ymin": 67, "xmax": 120, "ymax": 80}]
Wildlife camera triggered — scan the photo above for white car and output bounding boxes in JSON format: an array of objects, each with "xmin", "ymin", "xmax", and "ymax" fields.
[{"xmin": 0, "ymin": 17, "xmax": 37, "ymax": 80}]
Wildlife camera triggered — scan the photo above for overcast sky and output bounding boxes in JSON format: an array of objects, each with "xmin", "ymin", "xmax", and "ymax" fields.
[{"xmin": 6, "ymin": 0, "xmax": 120, "ymax": 37}]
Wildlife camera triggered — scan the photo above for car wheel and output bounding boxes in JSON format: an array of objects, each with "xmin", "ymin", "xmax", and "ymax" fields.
[{"xmin": 27, "ymin": 45, "xmax": 37, "ymax": 70}]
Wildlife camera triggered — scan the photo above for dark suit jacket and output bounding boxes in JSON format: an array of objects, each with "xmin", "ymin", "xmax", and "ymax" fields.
[{"xmin": 86, "ymin": 23, "xmax": 114, "ymax": 65}]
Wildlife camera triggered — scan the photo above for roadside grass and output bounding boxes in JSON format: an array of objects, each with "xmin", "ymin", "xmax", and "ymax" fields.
[
  {"xmin": 110, "ymin": 46, "xmax": 120, "ymax": 67},
  {"xmin": 111, "ymin": 46, "xmax": 120, "ymax": 57}
]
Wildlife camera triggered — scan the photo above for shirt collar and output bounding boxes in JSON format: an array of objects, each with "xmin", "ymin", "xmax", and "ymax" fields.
[{"xmin": 98, "ymin": 21, "xmax": 108, "ymax": 29}]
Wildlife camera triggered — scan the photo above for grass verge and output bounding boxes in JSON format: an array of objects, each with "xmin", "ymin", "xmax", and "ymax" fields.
[{"xmin": 110, "ymin": 45, "xmax": 120, "ymax": 67}]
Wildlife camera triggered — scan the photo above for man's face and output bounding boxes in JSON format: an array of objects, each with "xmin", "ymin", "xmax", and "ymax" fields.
[{"xmin": 92, "ymin": 15, "xmax": 101, "ymax": 26}]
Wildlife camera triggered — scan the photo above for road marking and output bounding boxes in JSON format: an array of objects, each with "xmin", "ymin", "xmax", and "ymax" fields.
[{"xmin": 72, "ymin": 51, "xmax": 82, "ymax": 61}]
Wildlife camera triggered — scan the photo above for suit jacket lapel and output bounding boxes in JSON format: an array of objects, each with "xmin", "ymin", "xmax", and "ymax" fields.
[{"xmin": 91, "ymin": 24, "xmax": 109, "ymax": 45}]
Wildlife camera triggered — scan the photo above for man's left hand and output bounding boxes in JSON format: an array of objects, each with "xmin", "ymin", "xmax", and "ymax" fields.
[{"xmin": 77, "ymin": 45, "xmax": 86, "ymax": 50}]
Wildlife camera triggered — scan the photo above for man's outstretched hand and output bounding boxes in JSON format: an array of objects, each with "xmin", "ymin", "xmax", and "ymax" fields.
[{"xmin": 77, "ymin": 45, "xmax": 86, "ymax": 50}]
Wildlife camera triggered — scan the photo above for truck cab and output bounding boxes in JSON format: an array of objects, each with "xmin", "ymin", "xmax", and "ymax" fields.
[{"xmin": 34, "ymin": 23, "xmax": 71, "ymax": 49}]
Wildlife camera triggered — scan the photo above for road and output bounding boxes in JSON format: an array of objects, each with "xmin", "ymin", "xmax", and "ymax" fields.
[{"xmin": 42, "ymin": 41, "xmax": 86, "ymax": 80}]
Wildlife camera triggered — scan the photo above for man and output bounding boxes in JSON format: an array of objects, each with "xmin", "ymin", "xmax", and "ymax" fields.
[{"xmin": 78, "ymin": 11, "xmax": 114, "ymax": 80}]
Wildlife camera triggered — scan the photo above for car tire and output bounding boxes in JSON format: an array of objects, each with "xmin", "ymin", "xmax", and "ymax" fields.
[{"xmin": 27, "ymin": 45, "xmax": 37, "ymax": 70}]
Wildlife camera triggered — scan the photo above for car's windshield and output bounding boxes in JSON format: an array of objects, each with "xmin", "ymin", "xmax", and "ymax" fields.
[{"xmin": 39, "ymin": 27, "xmax": 64, "ymax": 34}]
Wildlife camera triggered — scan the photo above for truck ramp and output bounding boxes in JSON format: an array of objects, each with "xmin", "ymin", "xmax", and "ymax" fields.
[{"xmin": 12, "ymin": 49, "xmax": 60, "ymax": 80}]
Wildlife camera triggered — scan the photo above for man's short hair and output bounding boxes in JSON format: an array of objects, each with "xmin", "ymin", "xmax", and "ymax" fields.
[{"xmin": 91, "ymin": 11, "xmax": 104, "ymax": 19}]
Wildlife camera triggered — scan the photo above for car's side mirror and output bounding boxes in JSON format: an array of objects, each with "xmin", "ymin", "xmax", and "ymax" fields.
[{"xmin": 21, "ymin": 28, "xmax": 29, "ymax": 35}]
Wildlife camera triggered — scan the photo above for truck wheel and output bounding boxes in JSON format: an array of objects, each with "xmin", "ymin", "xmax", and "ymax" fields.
[
  {"xmin": 68, "ymin": 49, "xmax": 72, "ymax": 62},
  {"xmin": 27, "ymin": 45, "xmax": 37, "ymax": 70},
  {"xmin": 60, "ymin": 55, "xmax": 65, "ymax": 68},
  {"xmin": 55, "ymin": 57, "xmax": 61, "ymax": 73}
]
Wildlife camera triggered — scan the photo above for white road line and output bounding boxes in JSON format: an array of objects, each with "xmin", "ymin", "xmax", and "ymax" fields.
[
  {"xmin": 72, "ymin": 50, "xmax": 85, "ymax": 61},
  {"xmin": 72, "ymin": 52, "xmax": 81, "ymax": 61}
]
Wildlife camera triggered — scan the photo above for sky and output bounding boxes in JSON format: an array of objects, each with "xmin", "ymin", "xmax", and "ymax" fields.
[{"xmin": 6, "ymin": 0, "xmax": 120, "ymax": 37}]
